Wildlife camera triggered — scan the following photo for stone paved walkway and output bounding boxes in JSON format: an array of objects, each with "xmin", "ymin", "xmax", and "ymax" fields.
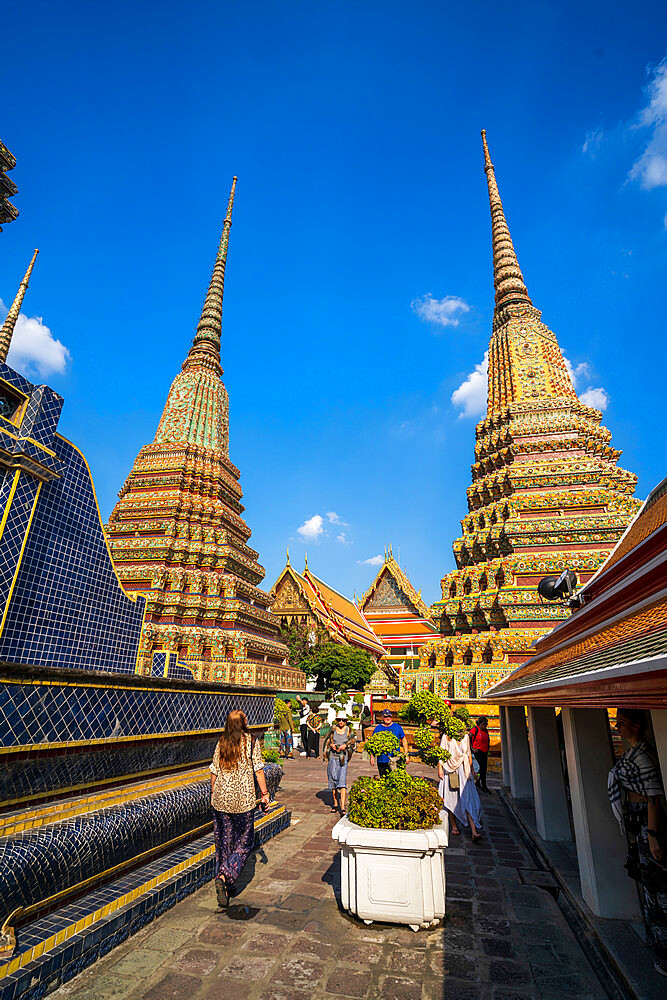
[{"xmin": 54, "ymin": 756, "xmax": 608, "ymax": 1000}]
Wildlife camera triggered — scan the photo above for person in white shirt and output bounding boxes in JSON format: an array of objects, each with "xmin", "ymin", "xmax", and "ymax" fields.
[{"xmin": 299, "ymin": 698, "xmax": 311, "ymax": 756}]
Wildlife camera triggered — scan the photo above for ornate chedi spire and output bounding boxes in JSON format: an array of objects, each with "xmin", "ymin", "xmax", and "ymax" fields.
[
  {"xmin": 107, "ymin": 182, "xmax": 303, "ymax": 689},
  {"xmin": 0, "ymin": 249, "xmax": 39, "ymax": 363},
  {"xmin": 406, "ymin": 133, "xmax": 640, "ymax": 704},
  {"xmin": 186, "ymin": 176, "xmax": 236, "ymax": 370},
  {"xmin": 481, "ymin": 130, "xmax": 531, "ymax": 313},
  {"xmin": 480, "ymin": 131, "xmax": 578, "ymax": 415}
]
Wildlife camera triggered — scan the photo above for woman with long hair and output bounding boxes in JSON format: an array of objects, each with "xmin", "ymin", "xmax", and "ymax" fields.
[
  {"xmin": 609, "ymin": 708, "xmax": 666, "ymax": 977},
  {"xmin": 210, "ymin": 709, "xmax": 270, "ymax": 908}
]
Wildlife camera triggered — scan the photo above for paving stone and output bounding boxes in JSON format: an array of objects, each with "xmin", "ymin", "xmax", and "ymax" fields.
[
  {"xmin": 425, "ymin": 978, "xmax": 479, "ymax": 1000},
  {"xmin": 289, "ymin": 935, "xmax": 337, "ymax": 959},
  {"xmin": 378, "ymin": 975, "xmax": 422, "ymax": 1000},
  {"xmin": 325, "ymin": 967, "xmax": 372, "ymax": 996},
  {"xmin": 202, "ymin": 982, "xmax": 253, "ymax": 1000},
  {"xmin": 257, "ymin": 908, "xmax": 310, "ymax": 931},
  {"xmin": 270, "ymin": 868, "xmax": 303, "ymax": 880},
  {"xmin": 279, "ymin": 892, "xmax": 316, "ymax": 911},
  {"xmin": 219, "ymin": 954, "xmax": 276, "ymax": 981},
  {"xmin": 108, "ymin": 949, "xmax": 167, "ymax": 977},
  {"xmin": 337, "ymin": 942, "xmax": 383, "ymax": 965},
  {"xmin": 386, "ymin": 948, "xmax": 426, "ymax": 974},
  {"xmin": 197, "ymin": 920, "xmax": 245, "ymax": 946},
  {"xmin": 241, "ymin": 931, "xmax": 290, "ymax": 953},
  {"xmin": 530, "ymin": 966, "xmax": 592, "ymax": 994},
  {"xmin": 273, "ymin": 955, "xmax": 325, "ymax": 985},
  {"xmin": 489, "ymin": 960, "xmax": 533, "ymax": 986},
  {"xmin": 142, "ymin": 973, "xmax": 203, "ymax": 1000},
  {"xmin": 482, "ymin": 936, "xmax": 521, "ymax": 959},
  {"xmin": 169, "ymin": 948, "xmax": 218, "ymax": 976},
  {"xmin": 441, "ymin": 950, "xmax": 479, "ymax": 979}
]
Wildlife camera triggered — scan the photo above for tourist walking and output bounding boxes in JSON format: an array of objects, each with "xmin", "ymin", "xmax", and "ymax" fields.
[
  {"xmin": 609, "ymin": 708, "xmax": 667, "ymax": 977},
  {"xmin": 438, "ymin": 729, "xmax": 482, "ymax": 840},
  {"xmin": 326, "ymin": 712, "xmax": 356, "ymax": 815},
  {"xmin": 299, "ymin": 697, "xmax": 311, "ymax": 756},
  {"xmin": 370, "ymin": 709, "xmax": 408, "ymax": 777},
  {"xmin": 307, "ymin": 710, "xmax": 322, "ymax": 758},
  {"xmin": 277, "ymin": 703, "xmax": 295, "ymax": 759},
  {"xmin": 469, "ymin": 716, "xmax": 491, "ymax": 792},
  {"xmin": 210, "ymin": 710, "xmax": 270, "ymax": 908}
]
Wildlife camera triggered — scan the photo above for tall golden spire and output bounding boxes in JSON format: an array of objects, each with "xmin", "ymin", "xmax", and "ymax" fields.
[
  {"xmin": 0, "ymin": 249, "xmax": 39, "ymax": 363},
  {"xmin": 185, "ymin": 177, "xmax": 237, "ymax": 370},
  {"xmin": 481, "ymin": 131, "xmax": 532, "ymax": 314}
]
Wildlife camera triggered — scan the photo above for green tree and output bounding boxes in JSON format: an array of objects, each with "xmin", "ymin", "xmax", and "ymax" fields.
[
  {"xmin": 310, "ymin": 642, "xmax": 376, "ymax": 691},
  {"xmin": 277, "ymin": 620, "xmax": 329, "ymax": 674}
]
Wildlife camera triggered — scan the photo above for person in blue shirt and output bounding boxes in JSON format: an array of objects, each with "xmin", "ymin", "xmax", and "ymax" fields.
[{"xmin": 371, "ymin": 710, "xmax": 408, "ymax": 777}]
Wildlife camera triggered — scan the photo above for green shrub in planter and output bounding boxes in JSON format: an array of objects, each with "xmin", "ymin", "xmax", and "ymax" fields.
[
  {"xmin": 348, "ymin": 769, "xmax": 442, "ymax": 830},
  {"xmin": 274, "ymin": 697, "xmax": 291, "ymax": 721},
  {"xmin": 413, "ymin": 726, "xmax": 452, "ymax": 768},
  {"xmin": 262, "ymin": 746, "xmax": 280, "ymax": 764},
  {"xmin": 453, "ymin": 704, "xmax": 471, "ymax": 727},
  {"xmin": 363, "ymin": 731, "xmax": 405, "ymax": 769},
  {"xmin": 442, "ymin": 713, "xmax": 466, "ymax": 741},
  {"xmin": 399, "ymin": 691, "xmax": 449, "ymax": 727}
]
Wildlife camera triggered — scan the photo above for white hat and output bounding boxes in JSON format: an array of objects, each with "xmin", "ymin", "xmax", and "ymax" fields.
[{"xmin": 335, "ymin": 711, "xmax": 347, "ymax": 720}]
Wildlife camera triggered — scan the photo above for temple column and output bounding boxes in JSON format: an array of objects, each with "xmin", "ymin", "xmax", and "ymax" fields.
[
  {"xmin": 527, "ymin": 708, "xmax": 571, "ymax": 841},
  {"xmin": 505, "ymin": 706, "xmax": 534, "ymax": 800},
  {"xmin": 650, "ymin": 709, "xmax": 667, "ymax": 786},
  {"xmin": 562, "ymin": 708, "xmax": 640, "ymax": 919},
  {"xmin": 499, "ymin": 706, "xmax": 510, "ymax": 786}
]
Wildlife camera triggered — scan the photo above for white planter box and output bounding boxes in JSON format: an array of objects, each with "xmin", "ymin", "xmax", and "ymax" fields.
[{"xmin": 332, "ymin": 813, "xmax": 448, "ymax": 931}]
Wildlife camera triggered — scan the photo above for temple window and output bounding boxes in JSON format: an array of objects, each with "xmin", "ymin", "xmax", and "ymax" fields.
[
  {"xmin": 482, "ymin": 645, "xmax": 493, "ymax": 664},
  {"xmin": 449, "ymin": 582, "xmax": 457, "ymax": 598},
  {"xmin": 445, "ymin": 652, "xmax": 454, "ymax": 669},
  {"xmin": 463, "ymin": 649, "xmax": 473, "ymax": 666},
  {"xmin": 463, "ymin": 578, "xmax": 472, "ymax": 595},
  {"xmin": 428, "ymin": 652, "xmax": 436, "ymax": 668},
  {"xmin": 479, "ymin": 573, "xmax": 488, "ymax": 591}
]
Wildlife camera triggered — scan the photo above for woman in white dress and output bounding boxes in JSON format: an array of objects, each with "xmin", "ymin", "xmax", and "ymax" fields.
[{"xmin": 438, "ymin": 729, "xmax": 483, "ymax": 840}]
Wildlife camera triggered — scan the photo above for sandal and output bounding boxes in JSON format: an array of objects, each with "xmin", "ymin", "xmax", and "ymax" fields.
[
  {"xmin": 451, "ymin": 828, "xmax": 460, "ymax": 836},
  {"xmin": 215, "ymin": 878, "xmax": 229, "ymax": 908}
]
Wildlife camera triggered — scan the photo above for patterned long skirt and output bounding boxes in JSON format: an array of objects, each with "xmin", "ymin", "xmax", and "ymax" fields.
[
  {"xmin": 626, "ymin": 801, "xmax": 667, "ymax": 971},
  {"xmin": 212, "ymin": 808, "xmax": 255, "ymax": 886}
]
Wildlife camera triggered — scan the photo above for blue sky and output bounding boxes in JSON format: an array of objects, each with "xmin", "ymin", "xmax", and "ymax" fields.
[{"xmin": 1, "ymin": 1, "xmax": 666, "ymax": 605}]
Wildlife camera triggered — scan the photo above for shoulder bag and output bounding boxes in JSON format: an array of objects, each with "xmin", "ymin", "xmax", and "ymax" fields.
[{"xmin": 448, "ymin": 771, "xmax": 460, "ymax": 791}]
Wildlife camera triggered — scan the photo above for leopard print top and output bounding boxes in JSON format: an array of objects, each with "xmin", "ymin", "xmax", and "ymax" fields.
[{"xmin": 210, "ymin": 733, "xmax": 264, "ymax": 813}]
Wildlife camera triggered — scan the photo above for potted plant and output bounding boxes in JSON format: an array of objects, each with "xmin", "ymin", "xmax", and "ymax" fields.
[{"xmin": 332, "ymin": 733, "xmax": 448, "ymax": 931}]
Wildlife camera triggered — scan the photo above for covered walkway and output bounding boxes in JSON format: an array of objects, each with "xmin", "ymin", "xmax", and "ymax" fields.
[{"xmin": 54, "ymin": 756, "xmax": 608, "ymax": 1000}]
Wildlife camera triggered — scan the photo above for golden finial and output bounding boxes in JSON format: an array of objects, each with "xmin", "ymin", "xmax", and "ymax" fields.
[
  {"xmin": 481, "ymin": 129, "xmax": 492, "ymax": 170},
  {"xmin": 286, "ymin": 546, "xmax": 290, "ymax": 566},
  {"xmin": 480, "ymin": 131, "xmax": 531, "ymax": 314},
  {"xmin": 0, "ymin": 250, "xmax": 39, "ymax": 364},
  {"xmin": 304, "ymin": 552, "xmax": 308, "ymax": 571},
  {"xmin": 186, "ymin": 176, "xmax": 238, "ymax": 368}
]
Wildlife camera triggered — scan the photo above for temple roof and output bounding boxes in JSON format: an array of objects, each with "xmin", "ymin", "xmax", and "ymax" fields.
[
  {"xmin": 271, "ymin": 561, "xmax": 386, "ymax": 657},
  {"xmin": 485, "ymin": 476, "xmax": 667, "ymax": 707},
  {"xmin": 360, "ymin": 548, "xmax": 434, "ymax": 623}
]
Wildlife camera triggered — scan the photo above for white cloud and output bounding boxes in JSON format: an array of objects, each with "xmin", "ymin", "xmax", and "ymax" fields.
[
  {"xmin": 451, "ymin": 352, "xmax": 488, "ymax": 418},
  {"xmin": 579, "ymin": 387, "xmax": 609, "ymax": 410},
  {"xmin": 563, "ymin": 357, "xmax": 590, "ymax": 389},
  {"xmin": 297, "ymin": 515, "xmax": 325, "ymax": 541},
  {"xmin": 0, "ymin": 299, "xmax": 71, "ymax": 378},
  {"xmin": 564, "ymin": 355, "xmax": 610, "ymax": 409},
  {"xmin": 336, "ymin": 532, "xmax": 350, "ymax": 545},
  {"xmin": 582, "ymin": 128, "xmax": 604, "ymax": 155},
  {"xmin": 326, "ymin": 511, "xmax": 348, "ymax": 527},
  {"xmin": 629, "ymin": 61, "xmax": 667, "ymax": 190},
  {"xmin": 411, "ymin": 294, "xmax": 470, "ymax": 328},
  {"xmin": 358, "ymin": 555, "xmax": 383, "ymax": 566}
]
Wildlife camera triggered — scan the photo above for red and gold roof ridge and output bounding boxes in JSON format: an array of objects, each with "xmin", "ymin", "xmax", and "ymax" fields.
[{"xmin": 359, "ymin": 548, "xmax": 434, "ymax": 624}]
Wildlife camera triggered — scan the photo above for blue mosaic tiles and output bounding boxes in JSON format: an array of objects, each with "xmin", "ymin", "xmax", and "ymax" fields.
[
  {"xmin": 0, "ymin": 362, "xmax": 146, "ymax": 675},
  {"xmin": 151, "ymin": 651, "xmax": 194, "ymax": 681},
  {"xmin": 0, "ymin": 672, "xmax": 273, "ymax": 749},
  {"xmin": 0, "ymin": 736, "xmax": 218, "ymax": 806},
  {"xmin": 0, "ymin": 801, "xmax": 291, "ymax": 1000}
]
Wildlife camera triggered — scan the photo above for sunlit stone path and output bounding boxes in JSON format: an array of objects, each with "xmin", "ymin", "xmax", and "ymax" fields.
[{"xmin": 54, "ymin": 756, "xmax": 607, "ymax": 1000}]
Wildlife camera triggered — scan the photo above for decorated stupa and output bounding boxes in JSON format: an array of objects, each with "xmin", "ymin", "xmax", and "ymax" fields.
[
  {"xmin": 405, "ymin": 132, "xmax": 641, "ymax": 700},
  {"xmin": 107, "ymin": 180, "xmax": 302, "ymax": 689}
]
